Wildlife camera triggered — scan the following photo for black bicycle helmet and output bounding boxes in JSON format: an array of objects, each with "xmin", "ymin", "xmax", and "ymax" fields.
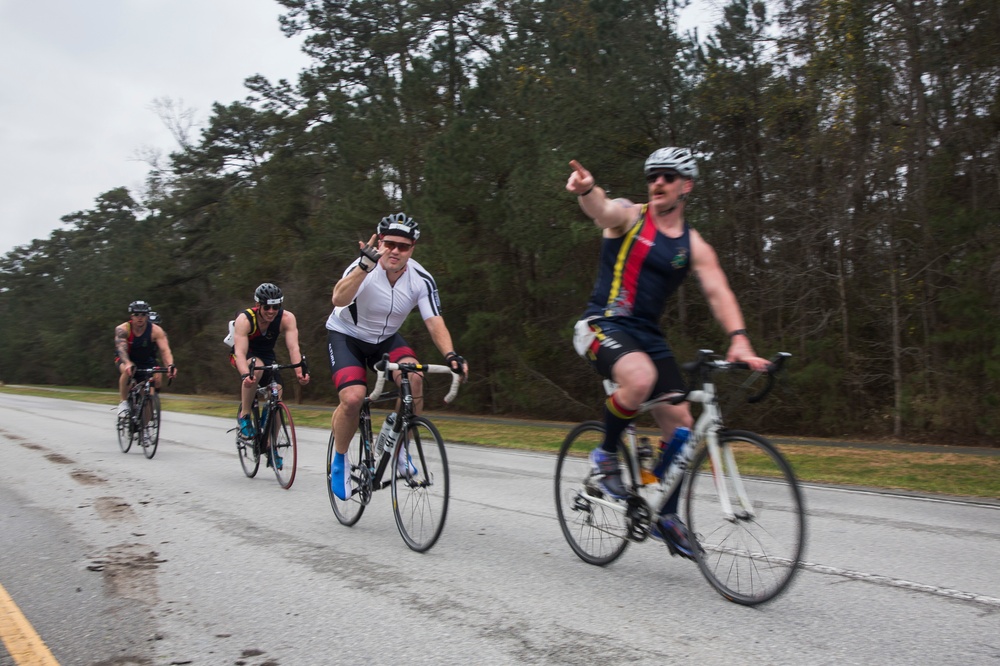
[
  {"xmin": 377, "ymin": 213, "xmax": 420, "ymax": 241},
  {"xmin": 644, "ymin": 147, "xmax": 699, "ymax": 179},
  {"xmin": 148, "ymin": 311, "xmax": 161, "ymax": 325},
  {"xmin": 129, "ymin": 300, "xmax": 151, "ymax": 314},
  {"xmin": 254, "ymin": 283, "xmax": 284, "ymax": 305}
]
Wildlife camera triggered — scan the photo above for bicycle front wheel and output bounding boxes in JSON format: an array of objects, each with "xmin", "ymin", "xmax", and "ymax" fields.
[
  {"xmin": 390, "ymin": 416, "xmax": 449, "ymax": 552},
  {"xmin": 554, "ymin": 421, "xmax": 632, "ymax": 566},
  {"xmin": 685, "ymin": 430, "xmax": 806, "ymax": 606},
  {"xmin": 270, "ymin": 402, "xmax": 297, "ymax": 489},
  {"xmin": 139, "ymin": 394, "xmax": 160, "ymax": 459},
  {"xmin": 327, "ymin": 431, "xmax": 368, "ymax": 526}
]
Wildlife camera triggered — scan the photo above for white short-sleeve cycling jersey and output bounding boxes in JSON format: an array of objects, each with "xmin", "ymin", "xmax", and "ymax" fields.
[{"xmin": 325, "ymin": 257, "xmax": 442, "ymax": 343}]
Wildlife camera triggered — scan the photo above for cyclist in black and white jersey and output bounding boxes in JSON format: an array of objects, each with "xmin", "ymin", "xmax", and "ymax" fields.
[{"xmin": 327, "ymin": 213, "xmax": 468, "ymax": 500}]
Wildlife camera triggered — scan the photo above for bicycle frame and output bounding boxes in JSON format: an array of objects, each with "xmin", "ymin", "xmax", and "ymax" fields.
[
  {"xmin": 359, "ymin": 357, "xmax": 461, "ymax": 493},
  {"xmin": 250, "ymin": 383, "xmax": 277, "ymax": 453},
  {"xmin": 585, "ymin": 352, "xmax": 789, "ymax": 525},
  {"xmin": 127, "ymin": 367, "xmax": 170, "ymax": 420},
  {"xmin": 244, "ymin": 357, "xmax": 307, "ymax": 453}
]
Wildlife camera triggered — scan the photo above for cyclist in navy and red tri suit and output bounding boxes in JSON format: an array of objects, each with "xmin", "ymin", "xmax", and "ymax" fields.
[
  {"xmin": 231, "ymin": 283, "xmax": 310, "ymax": 439},
  {"xmin": 566, "ymin": 148, "xmax": 769, "ymax": 558},
  {"xmin": 115, "ymin": 300, "xmax": 177, "ymax": 415},
  {"xmin": 326, "ymin": 213, "xmax": 468, "ymax": 501}
]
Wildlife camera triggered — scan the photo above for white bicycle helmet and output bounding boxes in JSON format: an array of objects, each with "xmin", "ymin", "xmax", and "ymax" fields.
[
  {"xmin": 644, "ymin": 147, "xmax": 698, "ymax": 179},
  {"xmin": 377, "ymin": 213, "xmax": 420, "ymax": 241}
]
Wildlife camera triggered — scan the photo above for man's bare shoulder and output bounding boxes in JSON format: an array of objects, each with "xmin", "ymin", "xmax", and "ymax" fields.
[{"xmin": 602, "ymin": 200, "xmax": 642, "ymax": 237}]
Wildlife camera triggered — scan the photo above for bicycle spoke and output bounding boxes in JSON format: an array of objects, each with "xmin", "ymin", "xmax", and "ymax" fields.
[
  {"xmin": 328, "ymin": 431, "xmax": 368, "ymax": 526},
  {"xmin": 391, "ymin": 416, "xmax": 449, "ymax": 552},
  {"xmin": 140, "ymin": 394, "xmax": 160, "ymax": 459},
  {"xmin": 117, "ymin": 405, "xmax": 133, "ymax": 453},
  {"xmin": 685, "ymin": 431, "xmax": 805, "ymax": 605},
  {"xmin": 555, "ymin": 421, "xmax": 632, "ymax": 566},
  {"xmin": 237, "ymin": 405, "xmax": 260, "ymax": 478},
  {"xmin": 270, "ymin": 403, "xmax": 297, "ymax": 489}
]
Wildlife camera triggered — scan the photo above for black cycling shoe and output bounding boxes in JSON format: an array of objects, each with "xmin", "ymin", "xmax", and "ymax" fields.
[{"xmin": 651, "ymin": 513, "xmax": 699, "ymax": 560}]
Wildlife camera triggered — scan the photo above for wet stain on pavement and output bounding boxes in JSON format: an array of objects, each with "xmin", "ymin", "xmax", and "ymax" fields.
[
  {"xmin": 71, "ymin": 469, "xmax": 107, "ymax": 485},
  {"xmin": 87, "ymin": 542, "xmax": 164, "ymax": 604}
]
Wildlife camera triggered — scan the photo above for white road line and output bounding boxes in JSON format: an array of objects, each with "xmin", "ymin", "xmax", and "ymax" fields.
[{"xmin": 802, "ymin": 561, "xmax": 1000, "ymax": 608}]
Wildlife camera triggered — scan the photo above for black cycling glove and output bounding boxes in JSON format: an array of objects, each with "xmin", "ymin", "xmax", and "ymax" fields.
[
  {"xmin": 358, "ymin": 241, "xmax": 381, "ymax": 273},
  {"xmin": 445, "ymin": 351, "xmax": 466, "ymax": 375}
]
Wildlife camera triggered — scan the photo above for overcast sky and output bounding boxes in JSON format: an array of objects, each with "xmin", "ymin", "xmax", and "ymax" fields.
[{"xmin": 0, "ymin": 0, "xmax": 720, "ymax": 258}]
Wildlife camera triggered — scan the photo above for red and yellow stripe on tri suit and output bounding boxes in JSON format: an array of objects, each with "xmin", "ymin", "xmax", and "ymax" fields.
[{"xmin": 583, "ymin": 204, "xmax": 692, "ymax": 338}]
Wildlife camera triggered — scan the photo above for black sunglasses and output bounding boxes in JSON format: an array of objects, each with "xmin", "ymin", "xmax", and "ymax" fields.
[
  {"xmin": 260, "ymin": 304, "xmax": 281, "ymax": 311},
  {"xmin": 131, "ymin": 312, "xmax": 149, "ymax": 317},
  {"xmin": 646, "ymin": 171, "xmax": 680, "ymax": 184}
]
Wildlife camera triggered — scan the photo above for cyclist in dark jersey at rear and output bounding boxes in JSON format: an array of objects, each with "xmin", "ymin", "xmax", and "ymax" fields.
[
  {"xmin": 231, "ymin": 283, "xmax": 310, "ymax": 439},
  {"xmin": 115, "ymin": 300, "xmax": 176, "ymax": 415},
  {"xmin": 566, "ymin": 147, "xmax": 768, "ymax": 558}
]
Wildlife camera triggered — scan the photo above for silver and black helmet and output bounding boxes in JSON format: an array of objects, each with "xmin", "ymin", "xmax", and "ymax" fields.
[
  {"xmin": 254, "ymin": 282, "xmax": 283, "ymax": 305},
  {"xmin": 644, "ymin": 147, "xmax": 698, "ymax": 179},
  {"xmin": 377, "ymin": 213, "xmax": 420, "ymax": 241}
]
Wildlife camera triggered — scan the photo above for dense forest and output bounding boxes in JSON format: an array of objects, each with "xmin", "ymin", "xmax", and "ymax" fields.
[{"xmin": 1, "ymin": 0, "xmax": 998, "ymax": 445}]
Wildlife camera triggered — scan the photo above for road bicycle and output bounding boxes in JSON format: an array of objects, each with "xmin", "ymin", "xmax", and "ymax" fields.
[
  {"xmin": 117, "ymin": 366, "xmax": 171, "ymax": 459},
  {"xmin": 554, "ymin": 350, "xmax": 805, "ymax": 605},
  {"xmin": 235, "ymin": 357, "xmax": 308, "ymax": 489},
  {"xmin": 327, "ymin": 354, "xmax": 462, "ymax": 552}
]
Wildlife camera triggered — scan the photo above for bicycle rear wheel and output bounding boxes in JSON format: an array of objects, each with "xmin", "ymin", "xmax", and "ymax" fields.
[
  {"xmin": 327, "ymin": 430, "xmax": 368, "ymax": 526},
  {"xmin": 117, "ymin": 407, "xmax": 133, "ymax": 453},
  {"xmin": 555, "ymin": 421, "xmax": 633, "ymax": 565},
  {"xmin": 270, "ymin": 402, "xmax": 297, "ymax": 489},
  {"xmin": 390, "ymin": 416, "xmax": 449, "ymax": 552},
  {"xmin": 237, "ymin": 406, "xmax": 260, "ymax": 478},
  {"xmin": 685, "ymin": 430, "xmax": 805, "ymax": 606},
  {"xmin": 139, "ymin": 394, "xmax": 160, "ymax": 459}
]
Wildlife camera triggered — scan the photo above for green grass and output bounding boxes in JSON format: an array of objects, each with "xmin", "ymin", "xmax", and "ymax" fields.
[{"xmin": 3, "ymin": 384, "xmax": 998, "ymax": 500}]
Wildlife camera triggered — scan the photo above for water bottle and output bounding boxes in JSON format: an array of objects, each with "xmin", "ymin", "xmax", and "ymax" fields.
[
  {"xmin": 637, "ymin": 436, "xmax": 657, "ymax": 485},
  {"xmin": 652, "ymin": 427, "xmax": 690, "ymax": 480},
  {"xmin": 374, "ymin": 412, "xmax": 397, "ymax": 456}
]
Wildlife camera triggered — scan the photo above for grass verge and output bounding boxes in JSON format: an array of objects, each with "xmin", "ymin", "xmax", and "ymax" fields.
[{"xmin": 3, "ymin": 384, "xmax": 998, "ymax": 500}]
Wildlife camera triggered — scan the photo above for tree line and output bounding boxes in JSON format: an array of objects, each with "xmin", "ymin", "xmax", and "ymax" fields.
[{"xmin": 1, "ymin": 0, "xmax": 998, "ymax": 445}]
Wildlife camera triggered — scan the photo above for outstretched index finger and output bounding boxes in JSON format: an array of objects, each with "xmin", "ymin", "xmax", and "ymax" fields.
[
  {"xmin": 567, "ymin": 159, "xmax": 595, "ymax": 195},
  {"xmin": 569, "ymin": 160, "xmax": 589, "ymax": 178}
]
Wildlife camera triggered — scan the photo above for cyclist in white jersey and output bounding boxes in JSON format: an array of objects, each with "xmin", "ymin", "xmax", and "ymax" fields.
[{"xmin": 327, "ymin": 213, "xmax": 468, "ymax": 500}]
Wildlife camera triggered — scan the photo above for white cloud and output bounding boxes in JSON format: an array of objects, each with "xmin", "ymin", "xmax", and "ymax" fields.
[{"xmin": 0, "ymin": 0, "xmax": 309, "ymax": 255}]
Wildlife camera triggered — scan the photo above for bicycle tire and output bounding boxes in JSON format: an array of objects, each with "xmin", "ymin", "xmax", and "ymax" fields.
[
  {"xmin": 390, "ymin": 416, "xmax": 449, "ymax": 552},
  {"xmin": 237, "ymin": 405, "xmax": 260, "ymax": 478},
  {"xmin": 554, "ymin": 421, "xmax": 632, "ymax": 566},
  {"xmin": 328, "ymin": 430, "xmax": 368, "ymax": 526},
  {"xmin": 270, "ymin": 402, "xmax": 297, "ymax": 489},
  {"xmin": 685, "ymin": 429, "xmax": 806, "ymax": 606},
  {"xmin": 140, "ymin": 393, "xmax": 161, "ymax": 459},
  {"xmin": 117, "ymin": 404, "xmax": 133, "ymax": 453}
]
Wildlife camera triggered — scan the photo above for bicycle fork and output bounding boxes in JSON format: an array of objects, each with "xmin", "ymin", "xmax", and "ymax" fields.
[{"xmin": 704, "ymin": 431, "xmax": 756, "ymax": 522}]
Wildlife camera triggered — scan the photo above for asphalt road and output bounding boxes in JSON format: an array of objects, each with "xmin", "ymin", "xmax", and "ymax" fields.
[{"xmin": 1, "ymin": 392, "xmax": 999, "ymax": 665}]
